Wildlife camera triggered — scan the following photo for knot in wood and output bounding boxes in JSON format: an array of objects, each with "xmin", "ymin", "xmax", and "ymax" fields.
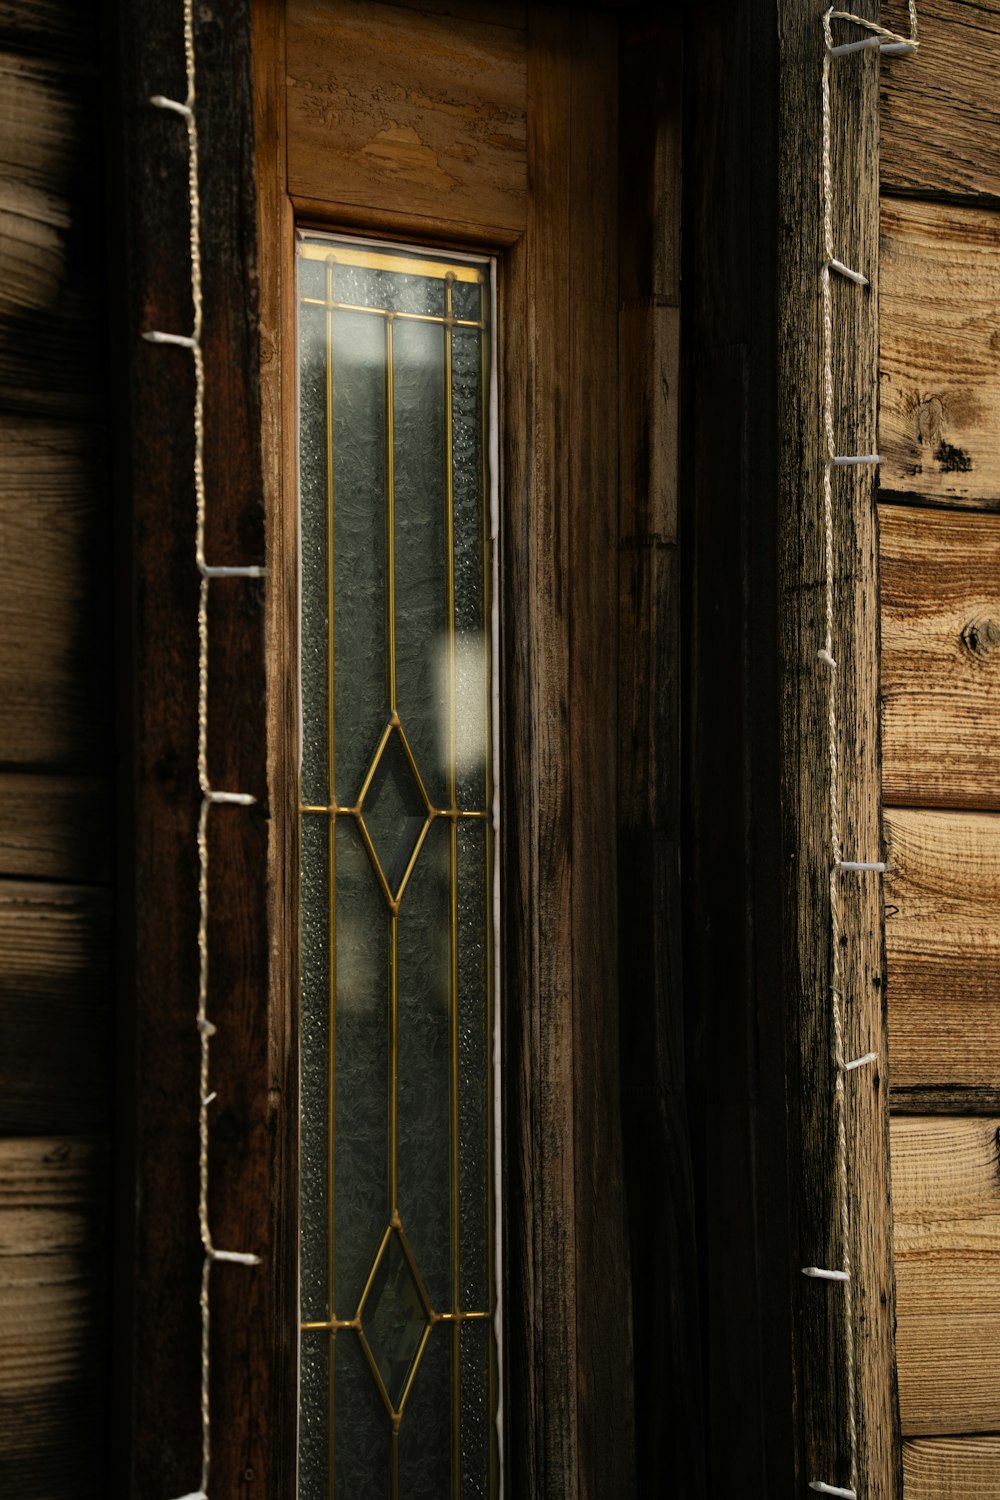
[{"xmin": 961, "ymin": 616, "xmax": 1000, "ymax": 660}]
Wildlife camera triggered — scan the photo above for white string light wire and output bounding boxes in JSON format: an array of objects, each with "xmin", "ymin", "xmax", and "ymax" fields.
[
  {"xmin": 144, "ymin": 4, "xmax": 266, "ymax": 1497},
  {"xmin": 804, "ymin": 7, "xmax": 917, "ymax": 1497}
]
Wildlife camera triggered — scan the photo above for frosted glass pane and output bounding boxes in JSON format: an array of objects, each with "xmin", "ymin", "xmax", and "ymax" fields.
[
  {"xmin": 396, "ymin": 818, "xmax": 452, "ymax": 1311},
  {"xmin": 299, "ymin": 300, "xmax": 330, "ymax": 807},
  {"xmin": 299, "ymin": 1333, "xmax": 329, "ymax": 1500},
  {"xmin": 392, "ymin": 316, "xmax": 449, "ymax": 807},
  {"xmin": 460, "ymin": 1320, "xmax": 491, "ymax": 1500},
  {"xmin": 331, "ymin": 309, "xmax": 388, "ymax": 806},
  {"xmin": 300, "ymin": 814, "xmax": 330, "ymax": 1322},
  {"xmin": 398, "ymin": 1325, "xmax": 450, "ymax": 1495},
  {"xmin": 458, "ymin": 820, "xmax": 489, "ymax": 1312},
  {"xmin": 299, "ymin": 236, "xmax": 498, "ymax": 1500},
  {"xmin": 334, "ymin": 818, "xmax": 390, "ymax": 1316},
  {"xmin": 335, "ymin": 1332, "xmax": 390, "ymax": 1500}
]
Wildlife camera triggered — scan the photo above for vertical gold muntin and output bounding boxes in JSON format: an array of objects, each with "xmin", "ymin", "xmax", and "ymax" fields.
[{"xmin": 444, "ymin": 273, "xmax": 462, "ymax": 1496}]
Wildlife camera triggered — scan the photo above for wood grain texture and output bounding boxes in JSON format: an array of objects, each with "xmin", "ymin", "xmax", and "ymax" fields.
[
  {"xmin": 617, "ymin": 14, "xmax": 698, "ymax": 1494},
  {"xmin": 778, "ymin": 3, "xmax": 900, "ymax": 1494},
  {"xmin": 115, "ymin": 2, "xmax": 275, "ymax": 1496},
  {"xmin": 503, "ymin": 10, "xmax": 632, "ymax": 1497},
  {"xmin": 880, "ymin": 0, "xmax": 1000, "ymax": 202},
  {"xmin": 0, "ymin": 417, "xmax": 111, "ymax": 766},
  {"xmin": 0, "ymin": 49, "xmax": 107, "ymax": 417},
  {"xmin": 903, "ymin": 1436, "xmax": 1000, "ymax": 1498},
  {"xmin": 885, "ymin": 808, "xmax": 1000, "ymax": 1103},
  {"xmin": 0, "ymin": 880, "xmax": 112, "ymax": 1133},
  {"xmin": 0, "ymin": 1, "xmax": 98, "ymax": 60},
  {"xmin": 881, "ymin": 502, "xmax": 1000, "ymax": 809},
  {"xmin": 879, "ymin": 198, "xmax": 1000, "ymax": 507},
  {"xmin": 286, "ymin": 0, "xmax": 526, "ymax": 240},
  {"xmin": 0, "ymin": 1135, "xmax": 109, "ymax": 1499},
  {"xmin": 0, "ymin": 773, "xmax": 111, "ymax": 883},
  {"xmin": 891, "ymin": 1116, "xmax": 1000, "ymax": 1435}
]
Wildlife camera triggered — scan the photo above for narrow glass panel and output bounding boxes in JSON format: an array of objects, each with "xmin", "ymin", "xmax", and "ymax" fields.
[
  {"xmin": 300, "ymin": 1333, "xmax": 330, "ymax": 1494},
  {"xmin": 334, "ymin": 1331, "xmax": 391, "ymax": 1500},
  {"xmin": 397, "ymin": 1325, "xmax": 451, "ymax": 1495},
  {"xmin": 396, "ymin": 818, "xmax": 452, "ymax": 1310},
  {"xmin": 300, "ymin": 813, "xmax": 330, "ymax": 1322},
  {"xmin": 298, "ymin": 233, "xmax": 499, "ymax": 1500},
  {"xmin": 392, "ymin": 315, "xmax": 449, "ymax": 808},
  {"xmin": 298, "ymin": 298, "xmax": 329, "ymax": 807},
  {"xmin": 458, "ymin": 819, "xmax": 489, "ymax": 1312},
  {"xmin": 334, "ymin": 818, "xmax": 390, "ymax": 1316},
  {"xmin": 459, "ymin": 1320, "xmax": 491, "ymax": 1500},
  {"xmin": 331, "ymin": 308, "xmax": 388, "ymax": 806},
  {"xmin": 452, "ymin": 324, "xmax": 488, "ymax": 810}
]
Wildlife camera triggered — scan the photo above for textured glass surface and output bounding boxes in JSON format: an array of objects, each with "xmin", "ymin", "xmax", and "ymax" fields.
[
  {"xmin": 299, "ymin": 237, "xmax": 497, "ymax": 1500},
  {"xmin": 299, "ymin": 299, "xmax": 330, "ymax": 807},
  {"xmin": 458, "ymin": 820, "xmax": 489, "ymax": 1312},
  {"xmin": 335, "ymin": 1332, "xmax": 391, "ymax": 1500},
  {"xmin": 332, "ymin": 309, "xmax": 388, "ymax": 806},
  {"xmin": 334, "ymin": 260, "xmax": 446, "ymax": 318},
  {"xmin": 392, "ymin": 316, "xmax": 449, "ymax": 807},
  {"xmin": 398, "ymin": 1324, "xmax": 451, "ymax": 1496},
  {"xmin": 397, "ymin": 819, "xmax": 452, "ymax": 1310},
  {"xmin": 300, "ymin": 814, "xmax": 330, "ymax": 1322},
  {"xmin": 460, "ymin": 1321, "xmax": 491, "ymax": 1500},
  {"xmin": 335, "ymin": 818, "xmax": 390, "ymax": 1315},
  {"xmin": 360, "ymin": 1230, "xmax": 430, "ymax": 1408},
  {"xmin": 300, "ymin": 1333, "xmax": 330, "ymax": 1494},
  {"xmin": 452, "ymin": 326, "xmax": 488, "ymax": 809},
  {"xmin": 452, "ymin": 278, "xmax": 484, "ymax": 324},
  {"xmin": 359, "ymin": 729, "xmax": 427, "ymax": 899}
]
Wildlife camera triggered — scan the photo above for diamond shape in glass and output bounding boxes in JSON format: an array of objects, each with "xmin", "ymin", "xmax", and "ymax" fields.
[
  {"xmin": 359, "ymin": 1227, "xmax": 431, "ymax": 1411},
  {"xmin": 358, "ymin": 726, "xmax": 428, "ymax": 900}
]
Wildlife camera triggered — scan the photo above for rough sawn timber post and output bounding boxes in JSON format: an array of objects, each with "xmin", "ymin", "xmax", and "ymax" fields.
[{"xmin": 777, "ymin": 3, "xmax": 901, "ymax": 1497}]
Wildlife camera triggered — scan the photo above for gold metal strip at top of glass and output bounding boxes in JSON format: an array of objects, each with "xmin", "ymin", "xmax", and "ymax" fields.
[{"xmin": 299, "ymin": 241, "xmax": 485, "ymax": 283}]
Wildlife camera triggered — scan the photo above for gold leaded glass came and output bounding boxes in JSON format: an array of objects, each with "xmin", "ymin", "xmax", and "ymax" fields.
[{"xmin": 296, "ymin": 232, "xmax": 499, "ymax": 1499}]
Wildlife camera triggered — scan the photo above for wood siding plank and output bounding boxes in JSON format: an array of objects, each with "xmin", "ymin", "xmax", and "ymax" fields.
[
  {"xmin": 0, "ymin": 774, "xmax": 111, "ymax": 884},
  {"xmin": 880, "ymin": 0, "xmax": 1000, "ymax": 203},
  {"xmin": 0, "ymin": 1135, "xmax": 109, "ymax": 1499},
  {"xmin": 0, "ymin": 50, "xmax": 106, "ymax": 418},
  {"xmin": 885, "ymin": 808, "xmax": 1000, "ymax": 1106},
  {"xmin": 880, "ymin": 198, "xmax": 1000, "ymax": 508},
  {"xmin": 892, "ymin": 1117, "xmax": 1000, "ymax": 1435},
  {"xmin": 903, "ymin": 1436, "xmax": 1000, "ymax": 1499},
  {"xmin": 778, "ymin": 4, "xmax": 899, "ymax": 1493},
  {"xmin": 0, "ymin": 417, "xmax": 110, "ymax": 767},
  {"xmin": 0, "ymin": 880, "xmax": 112, "ymax": 1133},
  {"xmin": 881, "ymin": 502, "xmax": 1000, "ymax": 809},
  {"xmin": 286, "ymin": 0, "xmax": 526, "ymax": 240}
]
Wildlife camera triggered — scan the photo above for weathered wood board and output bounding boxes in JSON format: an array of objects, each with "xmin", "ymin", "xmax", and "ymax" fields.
[
  {"xmin": 0, "ymin": 881, "xmax": 112, "ymax": 1134},
  {"xmin": 286, "ymin": 0, "xmax": 527, "ymax": 239},
  {"xmin": 880, "ymin": 199, "xmax": 1000, "ymax": 507},
  {"xmin": 0, "ymin": 50, "xmax": 106, "ymax": 417},
  {"xmin": 0, "ymin": 1135, "xmax": 108, "ymax": 1498},
  {"xmin": 892, "ymin": 1116, "xmax": 1000, "ymax": 1435},
  {"xmin": 903, "ymin": 1436, "xmax": 1000, "ymax": 1499},
  {"xmin": 880, "ymin": 0, "xmax": 1000, "ymax": 202},
  {"xmin": 0, "ymin": 418, "xmax": 110, "ymax": 766},
  {"xmin": 881, "ymin": 503, "xmax": 1000, "ymax": 809},
  {"xmin": 885, "ymin": 808, "xmax": 1000, "ymax": 1106},
  {"xmin": 0, "ymin": 2, "xmax": 99, "ymax": 61},
  {"xmin": 0, "ymin": 774, "xmax": 112, "ymax": 884}
]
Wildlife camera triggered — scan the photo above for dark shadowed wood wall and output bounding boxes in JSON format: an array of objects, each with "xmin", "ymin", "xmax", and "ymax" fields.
[
  {"xmin": 879, "ymin": 2, "xmax": 1000, "ymax": 1493},
  {"xmin": 0, "ymin": 2, "xmax": 113, "ymax": 1496}
]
